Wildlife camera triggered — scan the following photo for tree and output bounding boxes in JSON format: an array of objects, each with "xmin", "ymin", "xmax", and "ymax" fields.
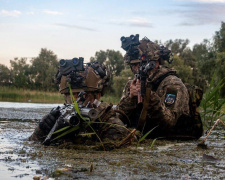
[
  {"xmin": 165, "ymin": 39, "xmax": 190, "ymax": 56},
  {"xmin": 90, "ymin": 49, "xmax": 125, "ymax": 93},
  {"xmin": 214, "ymin": 21, "xmax": 225, "ymax": 53},
  {"xmin": 215, "ymin": 52, "xmax": 225, "ymax": 96},
  {"xmin": 0, "ymin": 64, "xmax": 11, "ymax": 86},
  {"xmin": 10, "ymin": 57, "xmax": 31, "ymax": 88},
  {"xmin": 193, "ymin": 39, "xmax": 216, "ymax": 84},
  {"xmin": 169, "ymin": 55, "xmax": 194, "ymax": 84},
  {"xmin": 31, "ymin": 48, "xmax": 58, "ymax": 91},
  {"xmin": 90, "ymin": 49, "xmax": 124, "ymax": 76},
  {"xmin": 164, "ymin": 39, "xmax": 198, "ymax": 67}
]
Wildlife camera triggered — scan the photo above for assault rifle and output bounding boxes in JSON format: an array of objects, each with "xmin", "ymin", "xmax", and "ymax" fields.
[
  {"xmin": 42, "ymin": 93, "xmax": 98, "ymax": 146},
  {"xmin": 120, "ymin": 34, "xmax": 156, "ymax": 103},
  {"xmin": 135, "ymin": 59, "xmax": 156, "ymax": 103}
]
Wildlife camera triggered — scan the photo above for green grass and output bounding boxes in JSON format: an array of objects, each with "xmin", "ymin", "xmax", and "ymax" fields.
[
  {"xmin": 100, "ymin": 94, "xmax": 121, "ymax": 105},
  {"xmin": 0, "ymin": 86, "xmax": 121, "ymax": 104},
  {"xmin": 200, "ymin": 76, "xmax": 225, "ymax": 128},
  {"xmin": 0, "ymin": 86, "xmax": 64, "ymax": 103}
]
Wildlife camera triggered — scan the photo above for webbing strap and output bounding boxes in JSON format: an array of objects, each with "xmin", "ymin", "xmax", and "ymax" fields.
[{"xmin": 137, "ymin": 86, "xmax": 151, "ymax": 131}]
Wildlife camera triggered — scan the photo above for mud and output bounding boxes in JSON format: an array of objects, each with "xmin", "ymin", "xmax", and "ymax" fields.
[{"xmin": 1, "ymin": 102, "xmax": 225, "ymax": 179}]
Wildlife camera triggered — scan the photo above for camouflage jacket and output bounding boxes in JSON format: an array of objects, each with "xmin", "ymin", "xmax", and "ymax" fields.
[
  {"xmin": 29, "ymin": 101, "xmax": 130, "ymax": 143},
  {"xmin": 117, "ymin": 66, "xmax": 200, "ymax": 139}
]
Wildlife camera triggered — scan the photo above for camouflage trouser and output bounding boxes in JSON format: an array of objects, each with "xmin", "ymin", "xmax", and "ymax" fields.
[{"xmin": 92, "ymin": 102, "xmax": 130, "ymax": 141}]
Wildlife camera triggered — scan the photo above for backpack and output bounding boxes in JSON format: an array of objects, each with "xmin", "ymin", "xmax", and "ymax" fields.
[{"xmin": 184, "ymin": 83, "xmax": 203, "ymax": 138}]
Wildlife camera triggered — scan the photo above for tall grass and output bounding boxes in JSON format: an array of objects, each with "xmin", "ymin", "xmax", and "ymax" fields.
[
  {"xmin": 0, "ymin": 86, "xmax": 121, "ymax": 104},
  {"xmin": 0, "ymin": 86, "xmax": 64, "ymax": 103},
  {"xmin": 200, "ymin": 76, "xmax": 225, "ymax": 128}
]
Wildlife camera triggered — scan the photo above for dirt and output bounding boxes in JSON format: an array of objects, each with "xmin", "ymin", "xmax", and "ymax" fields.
[{"xmin": 1, "ymin": 105, "xmax": 225, "ymax": 179}]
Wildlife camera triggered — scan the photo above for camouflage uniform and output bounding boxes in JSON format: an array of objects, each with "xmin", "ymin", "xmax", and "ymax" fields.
[
  {"xmin": 29, "ymin": 101, "xmax": 130, "ymax": 142},
  {"xmin": 117, "ymin": 35, "xmax": 203, "ymax": 139},
  {"xmin": 117, "ymin": 66, "xmax": 202, "ymax": 139},
  {"xmin": 29, "ymin": 64, "xmax": 130, "ymax": 145}
]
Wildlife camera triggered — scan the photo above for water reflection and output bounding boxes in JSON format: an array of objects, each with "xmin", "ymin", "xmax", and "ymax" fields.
[{"xmin": 0, "ymin": 101, "xmax": 61, "ymax": 109}]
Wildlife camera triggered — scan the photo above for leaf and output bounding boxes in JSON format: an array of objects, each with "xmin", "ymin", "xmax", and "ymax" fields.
[
  {"xmin": 138, "ymin": 126, "xmax": 158, "ymax": 143},
  {"xmin": 52, "ymin": 126, "xmax": 70, "ymax": 134},
  {"xmin": 150, "ymin": 138, "xmax": 157, "ymax": 149},
  {"xmin": 53, "ymin": 126, "xmax": 80, "ymax": 141}
]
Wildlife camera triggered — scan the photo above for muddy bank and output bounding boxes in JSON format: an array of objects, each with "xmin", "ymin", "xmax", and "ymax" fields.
[{"xmin": 0, "ymin": 102, "xmax": 225, "ymax": 179}]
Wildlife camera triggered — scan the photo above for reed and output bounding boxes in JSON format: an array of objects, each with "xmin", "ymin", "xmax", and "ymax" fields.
[
  {"xmin": 0, "ymin": 86, "xmax": 120, "ymax": 104},
  {"xmin": 0, "ymin": 86, "xmax": 64, "ymax": 103},
  {"xmin": 200, "ymin": 76, "xmax": 225, "ymax": 128}
]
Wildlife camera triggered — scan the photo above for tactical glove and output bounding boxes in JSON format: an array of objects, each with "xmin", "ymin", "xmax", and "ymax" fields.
[{"xmin": 39, "ymin": 106, "xmax": 61, "ymax": 133}]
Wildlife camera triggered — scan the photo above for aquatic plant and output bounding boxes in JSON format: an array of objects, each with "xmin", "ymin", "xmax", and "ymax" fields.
[
  {"xmin": 200, "ymin": 75, "xmax": 225, "ymax": 128},
  {"xmin": 136, "ymin": 126, "xmax": 158, "ymax": 148}
]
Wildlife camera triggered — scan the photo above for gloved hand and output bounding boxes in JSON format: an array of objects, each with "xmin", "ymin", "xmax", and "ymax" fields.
[
  {"xmin": 39, "ymin": 106, "xmax": 61, "ymax": 133},
  {"xmin": 129, "ymin": 78, "xmax": 140, "ymax": 98}
]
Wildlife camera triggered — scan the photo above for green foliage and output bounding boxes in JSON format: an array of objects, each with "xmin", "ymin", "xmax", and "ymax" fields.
[
  {"xmin": 0, "ymin": 64, "xmax": 11, "ymax": 85},
  {"xmin": 165, "ymin": 39, "xmax": 190, "ymax": 56},
  {"xmin": 113, "ymin": 68, "xmax": 133, "ymax": 97},
  {"xmin": 100, "ymin": 94, "xmax": 120, "ymax": 104},
  {"xmin": 200, "ymin": 75, "xmax": 225, "ymax": 128},
  {"xmin": 215, "ymin": 52, "xmax": 225, "ymax": 96},
  {"xmin": 214, "ymin": 21, "xmax": 225, "ymax": 53},
  {"xmin": 90, "ymin": 49, "xmax": 125, "ymax": 93},
  {"xmin": 168, "ymin": 55, "xmax": 194, "ymax": 84},
  {"xmin": 31, "ymin": 48, "xmax": 58, "ymax": 91},
  {"xmin": 136, "ymin": 126, "xmax": 158, "ymax": 148},
  {"xmin": 1, "ymin": 21, "xmax": 225, "ymax": 100},
  {"xmin": 0, "ymin": 86, "xmax": 64, "ymax": 103},
  {"xmin": 10, "ymin": 58, "xmax": 32, "ymax": 88},
  {"xmin": 192, "ymin": 39, "xmax": 216, "ymax": 85},
  {"xmin": 90, "ymin": 49, "xmax": 124, "ymax": 76}
]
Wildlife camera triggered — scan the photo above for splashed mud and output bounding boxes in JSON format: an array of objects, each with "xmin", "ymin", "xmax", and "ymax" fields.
[{"xmin": 0, "ymin": 102, "xmax": 225, "ymax": 179}]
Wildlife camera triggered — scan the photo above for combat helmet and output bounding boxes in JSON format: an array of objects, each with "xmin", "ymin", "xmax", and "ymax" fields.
[
  {"xmin": 121, "ymin": 34, "xmax": 173, "ymax": 65},
  {"xmin": 138, "ymin": 37, "xmax": 173, "ymax": 64},
  {"xmin": 56, "ymin": 61, "xmax": 110, "ymax": 96}
]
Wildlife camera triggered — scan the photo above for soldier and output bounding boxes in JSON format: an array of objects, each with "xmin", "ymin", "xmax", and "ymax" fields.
[
  {"xmin": 29, "ymin": 61, "xmax": 132, "ymax": 147},
  {"xmin": 117, "ymin": 35, "xmax": 203, "ymax": 139}
]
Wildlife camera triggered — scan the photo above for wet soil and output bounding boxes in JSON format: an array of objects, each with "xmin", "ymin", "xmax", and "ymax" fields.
[{"xmin": 1, "ymin": 103, "xmax": 225, "ymax": 179}]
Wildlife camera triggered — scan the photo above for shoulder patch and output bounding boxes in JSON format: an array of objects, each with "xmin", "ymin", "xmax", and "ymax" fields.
[{"xmin": 165, "ymin": 94, "xmax": 176, "ymax": 105}]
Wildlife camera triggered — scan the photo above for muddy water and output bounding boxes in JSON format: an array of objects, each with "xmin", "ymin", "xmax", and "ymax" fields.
[{"xmin": 0, "ymin": 102, "xmax": 225, "ymax": 179}]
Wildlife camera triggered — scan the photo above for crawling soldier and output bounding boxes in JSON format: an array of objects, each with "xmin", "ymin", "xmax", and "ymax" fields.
[{"xmin": 29, "ymin": 61, "xmax": 132, "ymax": 147}]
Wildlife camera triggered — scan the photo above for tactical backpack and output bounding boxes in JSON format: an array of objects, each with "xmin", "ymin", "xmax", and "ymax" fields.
[{"xmin": 184, "ymin": 83, "xmax": 203, "ymax": 138}]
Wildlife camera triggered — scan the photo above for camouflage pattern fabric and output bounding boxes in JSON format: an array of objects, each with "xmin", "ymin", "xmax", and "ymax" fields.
[
  {"xmin": 29, "ymin": 101, "xmax": 130, "ymax": 143},
  {"xmin": 92, "ymin": 102, "xmax": 130, "ymax": 141},
  {"xmin": 124, "ymin": 38, "xmax": 172, "ymax": 65},
  {"xmin": 117, "ymin": 66, "xmax": 203, "ymax": 139},
  {"xmin": 58, "ymin": 65, "xmax": 109, "ymax": 95}
]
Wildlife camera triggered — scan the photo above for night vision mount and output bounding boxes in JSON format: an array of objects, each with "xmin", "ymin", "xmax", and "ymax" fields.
[
  {"xmin": 59, "ymin": 57, "xmax": 84, "ymax": 76},
  {"xmin": 120, "ymin": 34, "xmax": 140, "ymax": 61}
]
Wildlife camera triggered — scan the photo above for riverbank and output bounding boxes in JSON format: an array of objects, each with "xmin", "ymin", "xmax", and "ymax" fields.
[
  {"xmin": 0, "ymin": 86, "xmax": 64, "ymax": 103},
  {"xmin": 0, "ymin": 87, "xmax": 120, "ymax": 104}
]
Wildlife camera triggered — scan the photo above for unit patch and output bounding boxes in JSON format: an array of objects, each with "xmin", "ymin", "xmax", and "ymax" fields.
[{"xmin": 165, "ymin": 94, "xmax": 176, "ymax": 105}]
